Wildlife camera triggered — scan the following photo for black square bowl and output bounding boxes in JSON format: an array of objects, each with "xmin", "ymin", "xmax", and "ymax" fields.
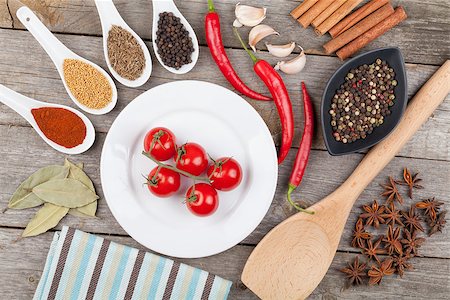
[{"xmin": 321, "ymin": 47, "xmax": 407, "ymax": 156}]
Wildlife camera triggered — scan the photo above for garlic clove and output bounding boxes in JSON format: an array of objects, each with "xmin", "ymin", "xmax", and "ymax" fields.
[
  {"xmin": 249, "ymin": 24, "xmax": 279, "ymax": 52},
  {"xmin": 233, "ymin": 19, "xmax": 243, "ymax": 28},
  {"xmin": 266, "ymin": 42, "xmax": 296, "ymax": 58},
  {"xmin": 274, "ymin": 47, "xmax": 307, "ymax": 75},
  {"xmin": 235, "ymin": 3, "xmax": 267, "ymax": 27}
]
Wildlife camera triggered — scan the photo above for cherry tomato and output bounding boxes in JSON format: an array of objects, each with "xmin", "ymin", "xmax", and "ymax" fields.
[
  {"xmin": 185, "ymin": 183, "xmax": 219, "ymax": 217},
  {"xmin": 144, "ymin": 127, "xmax": 176, "ymax": 161},
  {"xmin": 174, "ymin": 143, "xmax": 208, "ymax": 176},
  {"xmin": 146, "ymin": 166, "xmax": 180, "ymax": 197},
  {"xmin": 207, "ymin": 157, "xmax": 243, "ymax": 191}
]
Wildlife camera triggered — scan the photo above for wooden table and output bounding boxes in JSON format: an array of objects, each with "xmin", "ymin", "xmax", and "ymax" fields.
[{"xmin": 0, "ymin": 1, "xmax": 448, "ymax": 299}]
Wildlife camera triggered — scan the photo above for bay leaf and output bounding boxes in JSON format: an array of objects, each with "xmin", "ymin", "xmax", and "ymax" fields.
[
  {"xmin": 8, "ymin": 165, "xmax": 69, "ymax": 209},
  {"xmin": 76, "ymin": 163, "xmax": 84, "ymax": 169},
  {"xmin": 22, "ymin": 203, "xmax": 69, "ymax": 237},
  {"xmin": 33, "ymin": 178, "xmax": 99, "ymax": 208},
  {"xmin": 68, "ymin": 201, "xmax": 97, "ymax": 218},
  {"xmin": 64, "ymin": 158, "xmax": 96, "ymax": 193}
]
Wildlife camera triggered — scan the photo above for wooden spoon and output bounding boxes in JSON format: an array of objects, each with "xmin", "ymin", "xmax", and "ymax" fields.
[{"xmin": 241, "ymin": 60, "xmax": 450, "ymax": 299}]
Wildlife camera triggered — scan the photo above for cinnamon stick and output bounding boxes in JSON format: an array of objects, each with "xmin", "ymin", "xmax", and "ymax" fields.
[
  {"xmin": 315, "ymin": 0, "xmax": 363, "ymax": 36},
  {"xmin": 297, "ymin": 0, "xmax": 334, "ymax": 28},
  {"xmin": 311, "ymin": 0, "xmax": 348, "ymax": 28},
  {"xmin": 291, "ymin": 0, "xmax": 320, "ymax": 19},
  {"xmin": 337, "ymin": 6, "xmax": 408, "ymax": 60},
  {"xmin": 329, "ymin": 0, "xmax": 390, "ymax": 38},
  {"xmin": 323, "ymin": 4, "xmax": 394, "ymax": 54}
]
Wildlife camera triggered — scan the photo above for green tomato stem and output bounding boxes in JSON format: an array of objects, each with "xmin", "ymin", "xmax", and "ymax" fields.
[
  {"xmin": 142, "ymin": 151, "xmax": 211, "ymax": 183},
  {"xmin": 287, "ymin": 185, "xmax": 314, "ymax": 214}
]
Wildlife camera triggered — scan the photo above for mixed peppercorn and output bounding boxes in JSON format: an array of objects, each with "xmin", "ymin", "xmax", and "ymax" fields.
[
  {"xmin": 330, "ymin": 58, "xmax": 397, "ymax": 144},
  {"xmin": 340, "ymin": 168, "xmax": 447, "ymax": 287}
]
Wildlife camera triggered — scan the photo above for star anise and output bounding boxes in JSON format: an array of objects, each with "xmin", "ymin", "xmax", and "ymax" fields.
[
  {"xmin": 352, "ymin": 218, "xmax": 372, "ymax": 248},
  {"xmin": 383, "ymin": 225, "xmax": 403, "ymax": 255},
  {"xmin": 340, "ymin": 256, "xmax": 367, "ymax": 286},
  {"xmin": 401, "ymin": 229, "xmax": 425, "ymax": 257},
  {"xmin": 360, "ymin": 200, "xmax": 386, "ymax": 228},
  {"xmin": 429, "ymin": 210, "xmax": 447, "ymax": 237},
  {"xmin": 380, "ymin": 177, "xmax": 403, "ymax": 204},
  {"xmin": 362, "ymin": 237, "xmax": 386, "ymax": 263},
  {"xmin": 368, "ymin": 258, "xmax": 395, "ymax": 285},
  {"xmin": 381, "ymin": 203, "xmax": 404, "ymax": 227},
  {"xmin": 397, "ymin": 168, "xmax": 423, "ymax": 199},
  {"xmin": 392, "ymin": 254, "xmax": 413, "ymax": 277},
  {"xmin": 416, "ymin": 197, "xmax": 444, "ymax": 221},
  {"xmin": 402, "ymin": 206, "xmax": 424, "ymax": 233}
]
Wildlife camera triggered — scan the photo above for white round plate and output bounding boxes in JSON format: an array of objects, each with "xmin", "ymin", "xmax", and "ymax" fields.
[{"xmin": 101, "ymin": 80, "xmax": 277, "ymax": 258}]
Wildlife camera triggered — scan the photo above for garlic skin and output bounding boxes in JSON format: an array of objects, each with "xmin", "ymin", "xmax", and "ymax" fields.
[
  {"xmin": 233, "ymin": 19, "xmax": 243, "ymax": 28},
  {"xmin": 274, "ymin": 47, "xmax": 306, "ymax": 75},
  {"xmin": 234, "ymin": 3, "xmax": 267, "ymax": 27},
  {"xmin": 266, "ymin": 42, "xmax": 296, "ymax": 58},
  {"xmin": 249, "ymin": 25, "xmax": 279, "ymax": 52}
]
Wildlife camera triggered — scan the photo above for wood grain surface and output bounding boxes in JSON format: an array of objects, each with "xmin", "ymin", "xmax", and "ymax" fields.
[{"xmin": 0, "ymin": 0, "xmax": 449, "ymax": 299}]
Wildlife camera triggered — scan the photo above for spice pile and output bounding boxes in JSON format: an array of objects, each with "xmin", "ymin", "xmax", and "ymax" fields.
[
  {"xmin": 329, "ymin": 58, "xmax": 397, "ymax": 143},
  {"xmin": 7, "ymin": 159, "xmax": 99, "ymax": 237},
  {"xmin": 291, "ymin": 0, "xmax": 408, "ymax": 60},
  {"xmin": 107, "ymin": 25, "xmax": 146, "ymax": 81},
  {"xmin": 340, "ymin": 168, "xmax": 447, "ymax": 286},
  {"xmin": 63, "ymin": 58, "xmax": 112, "ymax": 109},
  {"xmin": 155, "ymin": 12, "xmax": 194, "ymax": 69},
  {"xmin": 31, "ymin": 107, "xmax": 87, "ymax": 148}
]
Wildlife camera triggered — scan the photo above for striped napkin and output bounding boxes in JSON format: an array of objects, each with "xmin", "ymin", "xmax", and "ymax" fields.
[{"xmin": 34, "ymin": 227, "xmax": 232, "ymax": 300}]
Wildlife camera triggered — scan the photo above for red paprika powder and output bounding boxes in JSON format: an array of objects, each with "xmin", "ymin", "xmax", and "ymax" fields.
[{"xmin": 31, "ymin": 107, "xmax": 86, "ymax": 148}]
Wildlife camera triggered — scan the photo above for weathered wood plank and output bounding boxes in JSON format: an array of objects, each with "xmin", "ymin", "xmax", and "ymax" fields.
[
  {"xmin": 0, "ymin": 0, "xmax": 448, "ymax": 65},
  {"xmin": 1, "ymin": 125, "xmax": 449, "ymax": 258},
  {"xmin": 0, "ymin": 29, "xmax": 448, "ymax": 161},
  {"xmin": 0, "ymin": 227, "xmax": 448, "ymax": 299}
]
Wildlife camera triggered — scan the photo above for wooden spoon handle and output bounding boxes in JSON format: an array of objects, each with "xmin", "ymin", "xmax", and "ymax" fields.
[{"xmin": 343, "ymin": 60, "xmax": 450, "ymax": 200}]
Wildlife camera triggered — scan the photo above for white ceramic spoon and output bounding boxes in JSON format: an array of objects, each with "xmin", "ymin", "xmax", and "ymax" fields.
[
  {"xmin": 95, "ymin": 0, "xmax": 152, "ymax": 87},
  {"xmin": 152, "ymin": 0, "xmax": 199, "ymax": 74},
  {"xmin": 0, "ymin": 84, "xmax": 95, "ymax": 155},
  {"xmin": 16, "ymin": 6, "xmax": 117, "ymax": 115}
]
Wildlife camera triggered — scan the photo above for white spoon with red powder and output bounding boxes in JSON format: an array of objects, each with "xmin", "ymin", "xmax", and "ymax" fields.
[{"xmin": 0, "ymin": 84, "xmax": 95, "ymax": 155}]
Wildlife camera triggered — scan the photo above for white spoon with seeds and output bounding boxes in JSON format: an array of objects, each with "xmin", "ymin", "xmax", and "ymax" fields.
[
  {"xmin": 95, "ymin": 0, "xmax": 152, "ymax": 87},
  {"xmin": 152, "ymin": 0, "xmax": 199, "ymax": 74},
  {"xmin": 16, "ymin": 6, "xmax": 117, "ymax": 115},
  {"xmin": 0, "ymin": 84, "xmax": 95, "ymax": 155}
]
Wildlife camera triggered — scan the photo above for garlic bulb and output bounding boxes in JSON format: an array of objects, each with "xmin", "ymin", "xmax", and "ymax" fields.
[
  {"xmin": 234, "ymin": 3, "xmax": 267, "ymax": 27},
  {"xmin": 249, "ymin": 25, "xmax": 279, "ymax": 52},
  {"xmin": 274, "ymin": 47, "xmax": 306, "ymax": 75},
  {"xmin": 266, "ymin": 42, "xmax": 296, "ymax": 58}
]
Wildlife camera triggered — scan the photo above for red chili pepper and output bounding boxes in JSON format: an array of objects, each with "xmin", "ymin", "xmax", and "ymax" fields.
[
  {"xmin": 205, "ymin": 0, "xmax": 271, "ymax": 102},
  {"xmin": 234, "ymin": 28, "xmax": 294, "ymax": 164},
  {"xmin": 287, "ymin": 82, "xmax": 314, "ymax": 214}
]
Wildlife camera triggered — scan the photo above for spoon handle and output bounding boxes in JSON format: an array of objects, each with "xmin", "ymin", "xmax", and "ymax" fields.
[
  {"xmin": 16, "ymin": 6, "xmax": 68, "ymax": 67},
  {"xmin": 342, "ymin": 60, "xmax": 450, "ymax": 201},
  {"xmin": 0, "ymin": 84, "xmax": 35, "ymax": 120}
]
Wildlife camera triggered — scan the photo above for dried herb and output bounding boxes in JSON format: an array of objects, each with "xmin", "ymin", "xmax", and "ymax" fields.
[
  {"xmin": 362, "ymin": 237, "xmax": 385, "ymax": 263},
  {"xmin": 392, "ymin": 254, "xmax": 412, "ymax": 277},
  {"xmin": 401, "ymin": 229, "xmax": 425, "ymax": 257},
  {"xmin": 383, "ymin": 225, "xmax": 403, "ymax": 255},
  {"xmin": 340, "ymin": 256, "xmax": 366, "ymax": 286},
  {"xmin": 402, "ymin": 206, "xmax": 424, "ymax": 233},
  {"xmin": 22, "ymin": 203, "xmax": 69, "ymax": 237},
  {"xmin": 368, "ymin": 258, "xmax": 395, "ymax": 285},
  {"xmin": 381, "ymin": 203, "xmax": 404, "ymax": 227},
  {"xmin": 360, "ymin": 199, "xmax": 386, "ymax": 228},
  {"xmin": 398, "ymin": 168, "xmax": 423, "ymax": 199},
  {"xmin": 380, "ymin": 176, "xmax": 403, "ymax": 204},
  {"xmin": 33, "ymin": 178, "xmax": 99, "ymax": 208},
  {"xmin": 352, "ymin": 218, "xmax": 372, "ymax": 248},
  {"xmin": 416, "ymin": 197, "xmax": 444, "ymax": 221},
  {"xmin": 8, "ymin": 165, "xmax": 69, "ymax": 209},
  {"xmin": 429, "ymin": 210, "xmax": 447, "ymax": 236}
]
